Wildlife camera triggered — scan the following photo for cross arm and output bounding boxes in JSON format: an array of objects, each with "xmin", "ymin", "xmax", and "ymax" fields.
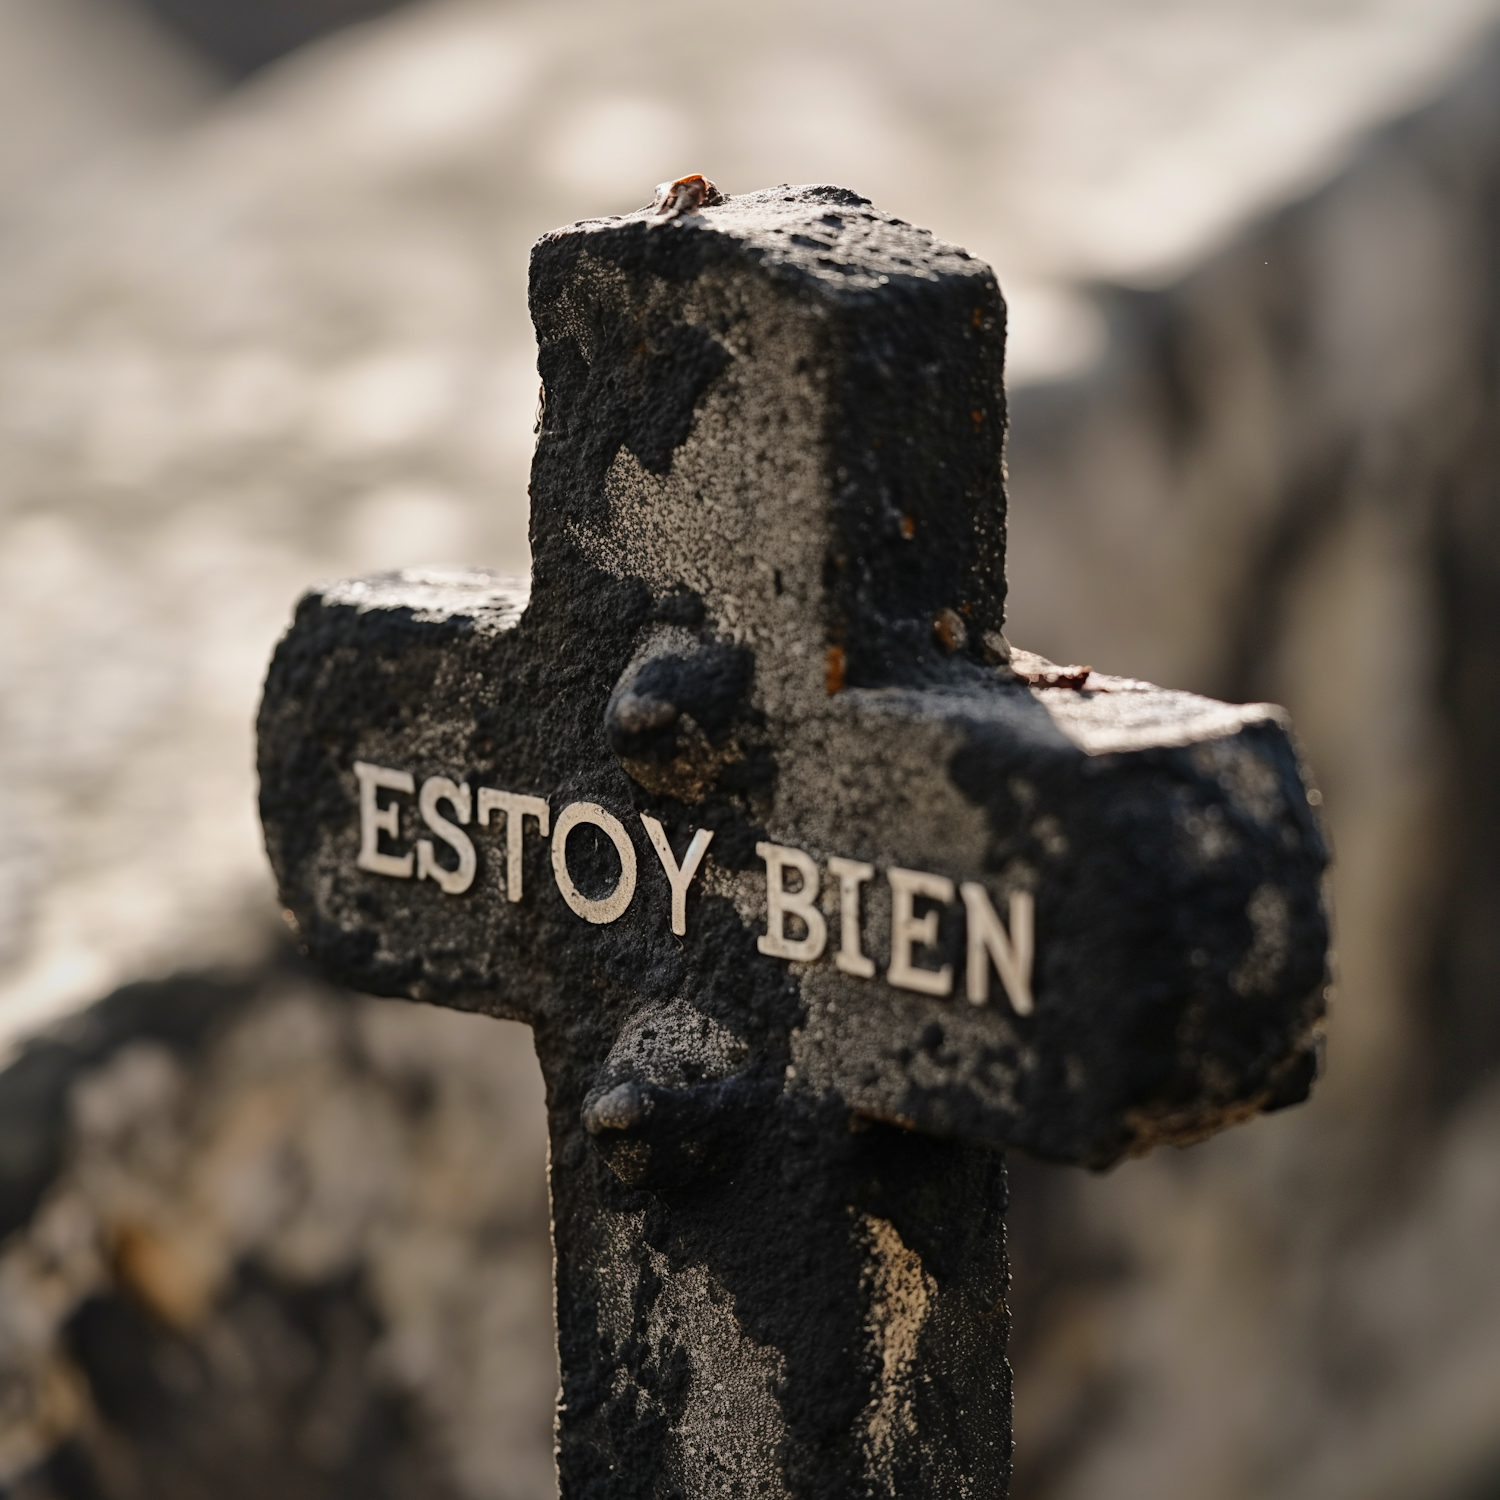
[{"xmin": 257, "ymin": 569, "xmax": 1327, "ymax": 1171}]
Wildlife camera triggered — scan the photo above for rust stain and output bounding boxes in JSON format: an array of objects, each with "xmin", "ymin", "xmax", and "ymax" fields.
[
  {"xmin": 110, "ymin": 1219, "xmax": 217, "ymax": 1329},
  {"xmin": 852, "ymin": 1103, "xmax": 919, "ymax": 1132},
  {"xmin": 826, "ymin": 644, "xmax": 846, "ymax": 695},
  {"xmin": 970, "ymin": 408, "xmax": 984, "ymax": 432},
  {"xmin": 620, "ymin": 720, "xmax": 743, "ymax": 804},
  {"xmin": 899, "ymin": 514, "xmax": 915, "ymax": 539},
  {"xmin": 933, "ymin": 608, "xmax": 966, "ymax": 653},
  {"xmin": 1122, "ymin": 1093, "xmax": 1271, "ymax": 1157}
]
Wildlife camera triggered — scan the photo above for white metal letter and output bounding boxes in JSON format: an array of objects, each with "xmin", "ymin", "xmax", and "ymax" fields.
[
  {"xmin": 477, "ymin": 789, "xmax": 551, "ymax": 902},
  {"xmin": 961, "ymin": 884, "xmax": 1034, "ymax": 1014},
  {"xmin": 641, "ymin": 815, "xmax": 714, "ymax": 937},
  {"xmin": 826, "ymin": 856, "xmax": 875, "ymax": 978},
  {"xmin": 887, "ymin": 867, "xmax": 955, "ymax": 996},
  {"xmin": 756, "ymin": 842, "xmax": 827, "ymax": 962},
  {"xmin": 354, "ymin": 761, "xmax": 414, "ymax": 878},
  {"xmin": 416, "ymin": 776, "xmax": 476, "ymax": 895},
  {"xmin": 552, "ymin": 802, "xmax": 638, "ymax": 924}
]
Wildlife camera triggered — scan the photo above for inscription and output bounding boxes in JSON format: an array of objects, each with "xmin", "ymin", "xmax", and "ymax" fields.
[
  {"xmin": 354, "ymin": 762, "xmax": 414, "ymax": 878},
  {"xmin": 351, "ymin": 762, "xmax": 1034, "ymax": 1014},
  {"xmin": 888, "ymin": 866, "xmax": 956, "ymax": 998},
  {"xmin": 757, "ymin": 842, "xmax": 826, "ymax": 963},
  {"xmin": 643, "ymin": 816, "xmax": 715, "ymax": 938}
]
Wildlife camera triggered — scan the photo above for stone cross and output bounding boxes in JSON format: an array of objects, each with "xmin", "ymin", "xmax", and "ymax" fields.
[{"xmin": 258, "ymin": 182, "xmax": 1329, "ymax": 1500}]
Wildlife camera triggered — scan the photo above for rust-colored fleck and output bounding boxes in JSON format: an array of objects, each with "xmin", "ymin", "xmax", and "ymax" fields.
[
  {"xmin": 900, "ymin": 514, "xmax": 916, "ymax": 539},
  {"xmin": 651, "ymin": 173, "xmax": 724, "ymax": 218},
  {"xmin": 972, "ymin": 307, "xmax": 983, "ymax": 328},
  {"xmin": 934, "ymin": 608, "xmax": 967, "ymax": 653},
  {"xmin": 971, "ymin": 408, "xmax": 984, "ymax": 432},
  {"xmin": 826, "ymin": 644, "xmax": 846, "ymax": 695}
]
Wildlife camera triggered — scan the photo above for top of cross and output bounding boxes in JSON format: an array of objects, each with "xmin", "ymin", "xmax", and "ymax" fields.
[{"xmin": 528, "ymin": 183, "xmax": 1009, "ymax": 695}]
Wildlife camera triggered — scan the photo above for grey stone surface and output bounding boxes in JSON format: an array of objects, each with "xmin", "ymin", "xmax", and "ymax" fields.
[
  {"xmin": 258, "ymin": 186, "xmax": 1327, "ymax": 1496},
  {"xmin": 0, "ymin": 0, "xmax": 1487, "ymax": 1051}
]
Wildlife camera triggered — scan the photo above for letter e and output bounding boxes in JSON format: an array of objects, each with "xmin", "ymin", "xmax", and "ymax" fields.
[
  {"xmin": 354, "ymin": 761, "xmax": 414, "ymax": 878},
  {"xmin": 888, "ymin": 867, "xmax": 955, "ymax": 996}
]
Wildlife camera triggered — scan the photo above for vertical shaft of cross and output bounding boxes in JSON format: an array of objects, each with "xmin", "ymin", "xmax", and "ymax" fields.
[
  {"xmin": 527, "ymin": 186, "xmax": 1010, "ymax": 704},
  {"xmin": 536, "ymin": 1026, "xmax": 1011, "ymax": 1497},
  {"xmin": 521, "ymin": 193, "xmax": 1018, "ymax": 1492}
]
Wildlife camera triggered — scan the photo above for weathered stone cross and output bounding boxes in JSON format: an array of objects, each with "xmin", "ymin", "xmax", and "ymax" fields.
[{"xmin": 258, "ymin": 182, "xmax": 1329, "ymax": 1500}]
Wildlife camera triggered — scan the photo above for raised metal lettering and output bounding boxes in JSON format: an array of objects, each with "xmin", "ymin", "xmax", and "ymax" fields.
[
  {"xmin": 478, "ymin": 788, "xmax": 551, "ymax": 902},
  {"xmin": 961, "ymin": 884, "xmax": 1035, "ymax": 1014},
  {"xmin": 826, "ymin": 856, "xmax": 875, "ymax": 979},
  {"xmin": 887, "ymin": 866, "xmax": 955, "ymax": 996},
  {"xmin": 756, "ymin": 842, "xmax": 827, "ymax": 962},
  {"xmin": 354, "ymin": 761, "xmax": 414, "ymax": 878},
  {"xmin": 416, "ymin": 776, "xmax": 476, "ymax": 895},
  {"xmin": 641, "ymin": 815, "xmax": 713, "ymax": 937},
  {"xmin": 552, "ymin": 802, "xmax": 638, "ymax": 924}
]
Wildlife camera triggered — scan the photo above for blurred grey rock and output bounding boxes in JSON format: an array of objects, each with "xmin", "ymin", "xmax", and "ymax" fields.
[
  {"xmin": 0, "ymin": 965, "xmax": 553, "ymax": 1499},
  {"xmin": 125, "ymin": 0, "xmax": 405, "ymax": 78},
  {"xmin": 0, "ymin": 0, "xmax": 213, "ymax": 244},
  {"xmin": 1004, "ymin": 37, "xmax": 1500, "ymax": 1500},
  {"xmin": 2, "ymin": 0, "xmax": 1493, "ymax": 1050}
]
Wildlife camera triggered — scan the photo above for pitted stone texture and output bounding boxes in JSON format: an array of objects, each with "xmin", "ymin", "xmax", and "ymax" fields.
[
  {"xmin": 261, "ymin": 572, "xmax": 1325, "ymax": 1167},
  {"xmin": 531, "ymin": 186, "xmax": 1010, "ymax": 698}
]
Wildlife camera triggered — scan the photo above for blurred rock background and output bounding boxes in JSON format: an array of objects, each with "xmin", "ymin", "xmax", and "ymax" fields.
[{"xmin": 0, "ymin": 0, "xmax": 1497, "ymax": 1496}]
